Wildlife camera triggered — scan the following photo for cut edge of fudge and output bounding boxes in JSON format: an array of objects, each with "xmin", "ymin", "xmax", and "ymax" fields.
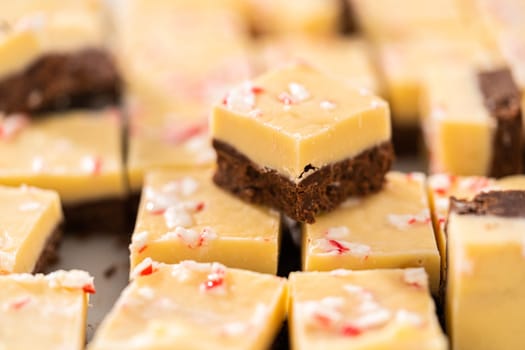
[
  {"xmin": 0, "ymin": 48, "xmax": 121, "ymax": 115},
  {"xmin": 478, "ymin": 68, "xmax": 523, "ymax": 178},
  {"xmin": 31, "ymin": 222, "xmax": 63, "ymax": 273},
  {"xmin": 213, "ymin": 139, "xmax": 394, "ymax": 223}
]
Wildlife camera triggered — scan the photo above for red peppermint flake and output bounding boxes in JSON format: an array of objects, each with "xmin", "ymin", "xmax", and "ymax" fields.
[
  {"xmin": 92, "ymin": 157, "xmax": 103, "ymax": 176},
  {"xmin": 407, "ymin": 218, "xmax": 417, "ymax": 225},
  {"xmin": 250, "ymin": 86, "xmax": 265, "ymax": 94},
  {"xmin": 82, "ymin": 284, "xmax": 96, "ymax": 294},
  {"xmin": 201, "ymin": 266, "xmax": 226, "ymax": 291},
  {"xmin": 341, "ymin": 324, "xmax": 363, "ymax": 337},
  {"xmin": 222, "ymin": 95, "xmax": 228, "ymax": 106},
  {"xmin": 138, "ymin": 245, "xmax": 148, "ymax": 254},
  {"xmin": 10, "ymin": 297, "xmax": 31, "ymax": 310},
  {"xmin": 434, "ymin": 188, "xmax": 447, "ymax": 196},
  {"xmin": 278, "ymin": 92, "xmax": 294, "ymax": 105},
  {"xmin": 139, "ymin": 264, "xmax": 156, "ymax": 277},
  {"xmin": 164, "ymin": 121, "xmax": 208, "ymax": 145},
  {"xmin": 149, "ymin": 208, "xmax": 166, "ymax": 216},
  {"xmin": 328, "ymin": 239, "xmax": 349, "ymax": 254},
  {"xmin": 438, "ymin": 217, "xmax": 446, "ymax": 224},
  {"xmin": 313, "ymin": 313, "xmax": 333, "ymax": 328},
  {"xmin": 195, "ymin": 202, "xmax": 205, "ymax": 212}
]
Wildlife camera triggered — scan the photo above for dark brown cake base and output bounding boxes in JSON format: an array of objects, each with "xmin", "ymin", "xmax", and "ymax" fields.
[
  {"xmin": 0, "ymin": 48, "xmax": 121, "ymax": 115},
  {"xmin": 213, "ymin": 139, "xmax": 394, "ymax": 223},
  {"xmin": 32, "ymin": 224, "xmax": 63, "ymax": 273},
  {"xmin": 478, "ymin": 68, "xmax": 523, "ymax": 177},
  {"xmin": 64, "ymin": 197, "xmax": 127, "ymax": 235}
]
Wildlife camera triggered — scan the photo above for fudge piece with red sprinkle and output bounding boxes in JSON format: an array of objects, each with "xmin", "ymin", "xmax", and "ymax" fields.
[
  {"xmin": 289, "ymin": 269, "xmax": 446, "ymax": 350},
  {"xmin": 302, "ymin": 172, "xmax": 441, "ymax": 294}
]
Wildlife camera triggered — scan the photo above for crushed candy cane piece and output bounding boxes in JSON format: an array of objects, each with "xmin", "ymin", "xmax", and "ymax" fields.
[
  {"xmin": 325, "ymin": 226, "xmax": 350, "ymax": 240},
  {"xmin": 395, "ymin": 309, "xmax": 424, "ymax": 327},
  {"xmin": 314, "ymin": 238, "xmax": 371, "ymax": 256},
  {"xmin": 403, "ymin": 268, "xmax": 428, "ymax": 289},
  {"xmin": 9, "ymin": 296, "xmax": 32, "ymax": 310},
  {"xmin": 224, "ymin": 81, "xmax": 257, "ymax": 113},
  {"xmin": 0, "ymin": 114, "xmax": 29, "ymax": 140},
  {"xmin": 200, "ymin": 262, "xmax": 227, "ymax": 294},
  {"xmin": 288, "ymin": 82, "xmax": 310, "ymax": 101},
  {"xmin": 301, "ymin": 297, "xmax": 345, "ymax": 328},
  {"xmin": 18, "ymin": 201, "xmax": 41, "ymax": 212},
  {"xmin": 320, "ymin": 100, "xmax": 336, "ymax": 110},
  {"xmin": 130, "ymin": 231, "xmax": 150, "ymax": 254},
  {"xmin": 81, "ymin": 155, "xmax": 102, "ymax": 176},
  {"xmin": 132, "ymin": 258, "xmax": 160, "ymax": 278},
  {"xmin": 387, "ymin": 209, "xmax": 431, "ymax": 230}
]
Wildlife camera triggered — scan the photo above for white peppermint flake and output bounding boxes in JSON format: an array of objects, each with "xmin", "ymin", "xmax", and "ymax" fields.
[
  {"xmin": 130, "ymin": 231, "xmax": 149, "ymax": 252},
  {"xmin": 351, "ymin": 308, "xmax": 392, "ymax": 329},
  {"xmin": 320, "ymin": 100, "xmax": 336, "ymax": 110},
  {"xmin": 164, "ymin": 205, "xmax": 194, "ymax": 229},
  {"xmin": 18, "ymin": 201, "xmax": 41, "ymax": 212},
  {"xmin": 137, "ymin": 286, "xmax": 156, "ymax": 300},
  {"xmin": 0, "ymin": 114, "xmax": 29, "ymax": 140},
  {"xmin": 301, "ymin": 297, "xmax": 345, "ymax": 327},
  {"xmin": 387, "ymin": 209, "xmax": 430, "ymax": 230},
  {"xmin": 429, "ymin": 174, "xmax": 453, "ymax": 192},
  {"xmin": 395, "ymin": 309, "xmax": 423, "ymax": 327},
  {"xmin": 288, "ymin": 82, "xmax": 310, "ymax": 102},
  {"xmin": 31, "ymin": 156, "xmax": 44, "ymax": 173},
  {"xmin": 225, "ymin": 81, "xmax": 256, "ymax": 113},
  {"xmin": 403, "ymin": 268, "xmax": 428, "ymax": 289},
  {"xmin": 325, "ymin": 226, "xmax": 350, "ymax": 240},
  {"xmin": 45, "ymin": 270, "xmax": 94, "ymax": 290}
]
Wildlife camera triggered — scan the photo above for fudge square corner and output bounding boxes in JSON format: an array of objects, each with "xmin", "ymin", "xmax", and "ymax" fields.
[{"xmin": 210, "ymin": 64, "xmax": 394, "ymax": 223}]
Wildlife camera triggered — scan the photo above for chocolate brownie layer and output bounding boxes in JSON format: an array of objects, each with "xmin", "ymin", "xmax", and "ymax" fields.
[
  {"xmin": 0, "ymin": 48, "xmax": 121, "ymax": 115},
  {"xmin": 64, "ymin": 197, "xmax": 126, "ymax": 235},
  {"xmin": 213, "ymin": 139, "xmax": 394, "ymax": 223},
  {"xmin": 32, "ymin": 224, "xmax": 63, "ymax": 273},
  {"xmin": 478, "ymin": 68, "xmax": 523, "ymax": 177},
  {"xmin": 450, "ymin": 190, "xmax": 525, "ymax": 218}
]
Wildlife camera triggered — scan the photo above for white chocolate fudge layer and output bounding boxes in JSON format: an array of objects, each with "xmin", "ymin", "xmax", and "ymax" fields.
[
  {"xmin": 0, "ymin": 270, "xmax": 94, "ymax": 350},
  {"xmin": 446, "ymin": 191, "xmax": 525, "ymax": 350},
  {"xmin": 248, "ymin": 0, "xmax": 339, "ymax": 36},
  {"xmin": 303, "ymin": 172, "xmax": 440, "ymax": 294},
  {"xmin": 379, "ymin": 36, "xmax": 501, "ymax": 125},
  {"xmin": 0, "ymin": 1, "xmax": 105, "ymax": 79},
  {"xmin": 259, "ymin": 36, "xmax": 380, "ymax": 94},
  {"xmin": 127, "ymin": 101, "xmax": 215, "ymax": 191},
  {"xmin": 119, "ymin": 0, "xmax": 252, "ymax": 115},
  {"xmin": 289, "ymin": 269, "xmax": 447, "ymax": 350},
  {"xmin": 428, "ymin": 174, "xmax": 525, "ymax": 274},
  {"xmin": 0, "ymin": 109, "xmax": 126, "ymax": 204},
  {"xmin": 130, "ymin": 168, "xmax": 280, "ymax": 274},
  {"xmin": 0, "ymin": 185, "xmax": 62, "ymax": 273},
  {"xmin": 211, "ymin": 64, "xmax": 391, "ymax": 181},
  {"xmin": 350, "ymin": 0, "xmax": 464, "ymax": 41},
  {"xmin": 90, "ymin": 260, "xmax": 287, "ymax": 350},
  {"xmin": 421, "ymin": 66, "xmax": 494, "ymax": 175}
]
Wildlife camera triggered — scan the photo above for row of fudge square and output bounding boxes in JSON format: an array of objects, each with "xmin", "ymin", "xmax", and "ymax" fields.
[{"xmin": 0, "ymin": 262, "xmax": 443, "ymax": 349}]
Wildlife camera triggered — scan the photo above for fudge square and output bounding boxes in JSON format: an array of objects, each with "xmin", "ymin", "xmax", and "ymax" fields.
[
  {"xmin": 0, "ymin": 0, "xmax": 120, "ymax": 115},
  {"xmin": 421, "ymin": 66, "xmax": 522, "ymax": 177},
  {"xmin": 0, "ymin": 270, "xmax": 95, "ymax": 350},
  {"xmin": 89, "ymin": 260, "xmax": 287, "ymax": 350},
  {"xmin": 0, "ymin": 109, "xmax": 127, "ymax": 233},
  {"xmin": 303, "ymin": 172, "xmax": 441, "ymax": 294},
  {"xmin": 0, "ymin": 185, "xmax": 62, "ymax": 274},
  {"xmin": 211, "ymin": 64, "xmax": 394, "ymax": 223},
  {"xmin": 130, "ymin": 168, "xmax": 280, "ymax": 274},
  {"xmin": 288, "ymin": 269, "xmax": 447, "ymax": 350},
  {"xmin": 446, "ymin": 191, "xmax": 525, "ymax": 350}
]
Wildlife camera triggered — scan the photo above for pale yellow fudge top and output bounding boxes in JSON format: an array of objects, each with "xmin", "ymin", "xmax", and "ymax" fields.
[
  {"xmin": 304, "ymin": 172, "xmax": 437, "ymax": 261},
  {"xmin": 130, "ymin": 168, "xmax": 279, "ymax": 262},
  {"xmin": 350, "ymin": 0, "xmax": 464, "ymax": 41},
  {"xmin": 119, "ymin": 0, "xmax": 252, "ymax": 113},
  {"xmin": 0, "ymin": 109, "xmax": 126, "ymax": 204},
  {"xmin": 0, "ymin": 270, "xmax": 94, "ymax": 350},
  {"xmin": 289, "ymin": 269, "xmax": 447, "ymax": 349},
  {"xmin": 89, "ymin": 260, "xmax": 287, "ymax": 350},
  {"xmin": 0, "ymin": 0, "xmax": 105, "ymax": 79},
  {"xmin": 0, "ymin": 185, "xmax": 62, "ymax": 273},
  {"xmin": 378, "ymin": 34, "xmax": 502, "ymax": 123},
  {"xmin": 259, "ymin": 36, "xmax": 379, "ymax": 94},
  {"xmin": 421, "ymin": 66, "xmax": 495, "ymax": 175},
  {"xmin": 249, "ymin": 0, "xmax": 339, "ymax": 36},
  {"xmin": 428, "ymin": 174, "xmax": 525, "ymax": 241},
  {"xmin": 211, "ymin": 64, "xmax": 391, "ymax": 180}
]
